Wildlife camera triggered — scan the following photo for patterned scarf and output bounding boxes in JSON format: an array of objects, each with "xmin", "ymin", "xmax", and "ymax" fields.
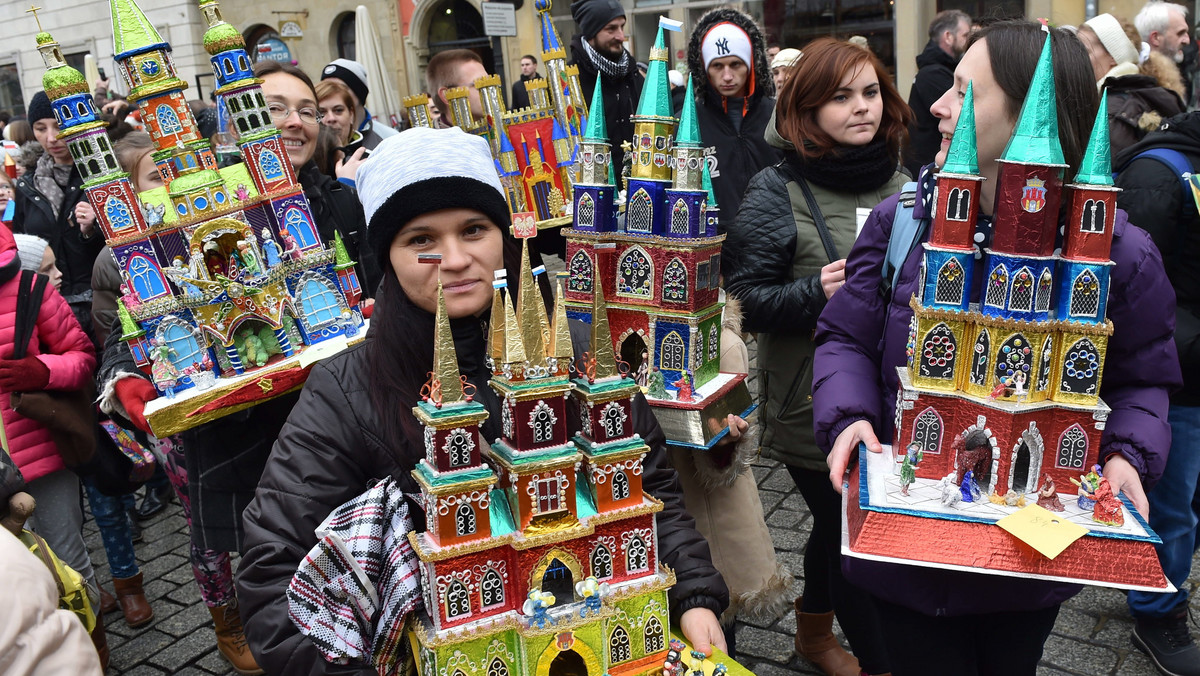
[
  {"xmin": 582, "ymin": 37, "xmax": 633, "ymax": 79},
  {"xmin": 33, "ymin": 152, "xmax": 73, "ymax": 220}
]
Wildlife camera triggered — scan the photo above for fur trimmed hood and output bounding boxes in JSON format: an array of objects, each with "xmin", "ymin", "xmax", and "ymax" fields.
[
  {"xmin": 1142, "ymin": 51, "xmax": 1187, "ymax": 101},
  {"xmin": 685, "ymin": 8, "xmax": 775, "ymax": 105}
]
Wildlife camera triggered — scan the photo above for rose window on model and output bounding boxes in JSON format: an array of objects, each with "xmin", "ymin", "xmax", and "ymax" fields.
[
  {"xmin": 611, "ymin": 470, "xmax": 630, "ymax": 501},
  {"xmin": 1081, "ymin": 198, "xmax": 1106, "ymax": 233},
  {"xmin": 601, "ymin": 401, "xmax": 627, "ymax": 439},
  {"xmin": 1060, "ymin": 338, "xmax": 1100, "ymax": 395},
  {"xmin": 1069, "ymin": 270, "xmax": 1101, "ymax": 318},
  {"xmin": 1009, "ymin": 267, "xmax": 1034, "ymax": 311},
  {"xmin": 445, "ymin": 580, "xmax": 470, "ymax": 618},
  {"xmin": 659, "ymin": 331, "xmax": 686, "ymax": 372},
  {"xmin": 1056, "ymin": 424, "xmax": 1088, "ymax": 469},
  {"xmin": 528, "ymin": 401, "xmax": 558, "ymax": 443},
  {"xmin": 128, "ymin": 254, "xmax": 170, "ymax": 301},
  {"xmin": 454, "ymin": 503, "xmax": 476, "ymax": 536},
  {"xmin": 911, "ymin": 408, "xmax": 942, "ymax": 454},
  {"xmin": 626, "ymin": 535, "xmax": 649, "ymax": 572},
  {"xmin": 670, "ymin": 198, "xmax": 689, "ymax": 234},
  {"xmin": 568, "ymin": 250, "xmax": 593, "ymax": 293},
  {"xmin": 577, "ymin": 192, "xmax": 595, "ymax": 228},
  {"xmin": 934, "ymin": 258, "xmax": 965, "ymax": 305},
  {"xmin": 918, "ymin": 323, "xmax": 956, "ymax": 380},
  {"xmin": 708, "ymin": 324, "xmax": 719, "ymax": 361},
  {"xmin": 591, "ymin": 544, "xmax": 613, "ymax": 579},
  {"xmin": 969, "ymin": 329, "xmax": 990, "ymax": 386},
  {"xmin": 610, "ymin": 626, "xmax": 631, "ymax": 663},
  {"xmin": 104, "ymin": 196, "xmax": 133, "ymax": 231},
  {"xmin": 1035, "ymin": 269, "xmax": 1054, "ymax": 312},
  {"xmin": 1037, "ymin": 337, "xmax": 1053, "ymax": 391},
  {"xmin": 984, "ymin": 264, "xmax": 1009, "ymax": 309},
  {"xmin": 443, "ymin": 428, "xmax": 475, "ymax": 467},
  {"xmin": 644, "ymin": 616, "xmax": 665, "ymax": 653},
  {"xmin": 628, "ymin": 189, "xmax": 652, "ymax": 233},
  {"xmin": 663, "ymin": 258, "xmax": 688, "ymax": 303},
  {"xmin": 480, "ymin": 569, "xmax": 504, "ymax": 608},
  {"xmin": 260, "ymin": 149, "xmax": 285, "ymax": 182},
  {"xmin": 616, "ymin": 246, "xmax": 653, "ymax": 298},
  {"xmin": 995, "ymin": 334, "xmax": 1032, "ymax": 385}
]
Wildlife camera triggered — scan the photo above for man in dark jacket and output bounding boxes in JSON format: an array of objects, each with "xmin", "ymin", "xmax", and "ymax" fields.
[
  {"xmin": 569, "ymin": 0, "xmax": 642, "ymax": 175},
  {"xmin": 903, "ymin": 10, "xmax": 970, "ymax": 176},
  {"xmin": 676, "ymin": 8, "xmax": 781, "ymax": 228},
  {"xmin": 510, "ymin": 54, "xmax": 541, "ymax": 110},
  {"xmin": 1113, "ymin": 112, "xmax": 1200, "ymax": 676}
]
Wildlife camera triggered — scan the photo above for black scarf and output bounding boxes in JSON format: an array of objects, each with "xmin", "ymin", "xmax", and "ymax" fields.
[
  {"xmin": 581, "ymin": 37, "xmax": 632, "ymax": 79},
  {"xmin": 785, "ymin": 139, "xmax": 898, "ymax": 192}
]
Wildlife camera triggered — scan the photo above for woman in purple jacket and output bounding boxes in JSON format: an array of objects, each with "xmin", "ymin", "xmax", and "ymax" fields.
[{"xmin": 812, "ymin": 21, "xmax": 1181, "ymax": 674}]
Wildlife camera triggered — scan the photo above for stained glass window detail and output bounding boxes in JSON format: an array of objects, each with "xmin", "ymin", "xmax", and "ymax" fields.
[
  {"xmin": 298, "ymin": 276, "xmax": 341, "ymax": 326},
  {"xmin": 591, "ymin": 545, "xmax": 613, "ymax": 579},
  {"xmin": 455, "ymin": 503, "xmax": 475, "ymax": 536},
  {"xmin": 626, "ymin": 536, "xmax": 649, "ymax": 572},
  {"xmin": 285, "ymin": 207, "xmax": 318, "ymax": 248},
  {"xmin": 156, "ymin": 105, "xmax": 183, "ymax": 135},
  {"xmin": 1035, "ymin": 269, "xmax": 1053, "ymax": 312},
  {"xmin": 628, "ymin": 189, "xmax": 652, "ymax": 233},
  {"xmin": 1069, "ymin": 270, "xmax": 1101, "ymax": 317},
  {"xmin": 1060, "ymin": 338, "xmax": 1100, "ymax": 395},
  {"xmin": 158, "ymin": 318, "xmax": 204, "ymax": 372},
  {"xmin": 918, "ymin": 323, "xmax": 956, "ymax": 380},
  {"xmin": 644, "ymin": 616, "xmax": 665, "ymax": 653},
  {"xmin": 934, "ymin": 258, "xmax": 965, "ymax": 305},
  {"xmin": 128, "ymin": 254, "xmax": 169, "ymax": 300},
  {"xmin": 616, "ymin": 247, "xmax": 653, "ymax": 298},
  {"xmin": 260, "ymin": 149, "xmax": 285, "ymax": 181},
  {"xmin": 671, "ymin": 198, "xmax": 689, "ymax": 234},
  {"xmin": 911, "ymin": 408, "xmax": 942, "ymax": 453},
  {"xmin": 610, "ymin": 626, "xmax": 631, "ymax": 663},
  {"xmin": 568, "ymin": 250, "xmax": 593, "ymax": 293},
  {"xmin": 445, "ymin": 580, "xmax": 470, "ymax": 618},
  {"xmin": 105, "ymin": 196, "xmax": 133, "ymax": 231},
  {"xmin": 611, "ymin": 470, "xmax": 630, "ymax": 501},
  {"xmin": 1081, "ymin": 199, "xmax": 1106, "ymax": 233},
  {"xmin": 481, "ymin": 569, "xmax": 504, "ymax": 607},
  {"xmin": 577, "ymin": 193, "xmax": 595, "ymax": 228},
  {"xmin": 659, "ymin": 332, "xmax": 685, "ymax": 371},
  {"xmin": 970, "ymin": 329, "xmax": 990, "ymax": 386},
  {"xmin": 984, "ymin": 264, "xmax": 1008, "ymax": 308},
  {"xmin": 1010, "ymin": 267, "xmax": 1034, "ymax": 311},
  {"xmin": 995, "ymin": 334, "xmax": 1032, "ymax": 385},
  {"xmin": 1056, "ymin": 425, "xmax": 1087, "ymax": 469},
  {"xmin": 663, "ymin": 258, "xmax": 687, "ymax": 303}
]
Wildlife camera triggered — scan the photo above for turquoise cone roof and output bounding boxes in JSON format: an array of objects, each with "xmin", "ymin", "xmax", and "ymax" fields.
[
  {"xmin": 1001, "ymin": 35, "xmax": 1065, "ymax": 166},
  {"xmin": 676, "ymin": 75, "xmax": 702, "ymax": 147},
  {"xmin": 111, "ymin": 0, "xmax": 168, "ymax": 56},
  {"xmin": 634, "ymin": 26, "xmax": 673, "ymax": 119},
  {"xmin": 1073, "ymin": 94, "xmax": 1114, "ymax": 186},
  {"xmin": 703, "ymin": 160, "xmax": 718, "ymax": 208},
  {"xmin": 583, "ymin": 78, "xmax": 608, "ymax": 142},
  {"xmin": 941, "ymin": 81, "xmax": 979, "ymax": 175}
]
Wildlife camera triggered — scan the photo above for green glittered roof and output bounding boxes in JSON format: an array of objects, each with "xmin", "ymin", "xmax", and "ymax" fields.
[
  {"xmin": 676, "ymin": 76, "xmax": 702, "ymax": 147},
  {"xmin": 43, "ymin": 65, "xmax": 88, "ymax": 98},
  {"xmin": 203, "ymin": 21, "xmax": 243, "ymax": 55},
  {"xmin": 583, "ymin": 77, "xmax": 608, "ymax": 142},
  {"xmin": 941, "ymin": 81, "xmax": 978, "ymax": 175},
  {"xmin": 1072, "ymin": 94, "xmax": 1114, "ymax": 186},
  {"xmin": 1001, "ymin": 35, "xmax": 1065, "ymax": 166},
  {"xmin": 111, "ymin": 0, "xmax": 168, "ymax": 57},
  {"xmin": 36, "ymin": 32, "xmax": 55, "ymax": 45},
  {"xmin": 168, "ymin": 168, "xmax": 224, "ymax": 197},
  {"xmin": 634, "ymin": 26, "xmax": 672, "ymax": 119}
]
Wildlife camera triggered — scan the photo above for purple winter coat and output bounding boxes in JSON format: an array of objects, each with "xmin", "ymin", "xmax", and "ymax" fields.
[{"xmin": 811, "ymin": 179, "xmax": 1181, "ymax": 616}]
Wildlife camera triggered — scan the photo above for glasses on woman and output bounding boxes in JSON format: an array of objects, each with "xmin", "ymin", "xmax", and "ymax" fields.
[{"xmin": 266, "ymin": 102, "xmax": 322, "ymax": 125}]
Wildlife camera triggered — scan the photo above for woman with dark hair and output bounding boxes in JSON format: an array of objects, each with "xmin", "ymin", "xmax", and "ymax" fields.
[
  {"xmin": 724, "ymin": 37, "xmax": 910, "ymax": 676},
  {"xmin": 813, "ymin": 21, "xmax": 1179, "ymax": 673},
  {"xmin": 236, "ymin": 126, "xmax": 730, "ymax": 675}
]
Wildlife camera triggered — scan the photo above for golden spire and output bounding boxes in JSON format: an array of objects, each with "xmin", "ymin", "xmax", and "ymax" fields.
[
  {"xmin": 516, "ymin": 239, "xmax": 550, "ymax": 366},
  {"xmin": 432, "ymin": 276, "xmax": 465, "ymax": 405},
  {"xmin": 488, "ymin": 276, "xmax": 507, "ymax": 371},
  {"xmin": 550, "ymin": 272, "xmax": 573, "ymax": 366},
  {"xmin": 503, "ymin": 287, "xmax": 527, "ymax": 367},
  {"xmin": 590, "ymin": 263, "xmax": 618, "ymax": 380}
]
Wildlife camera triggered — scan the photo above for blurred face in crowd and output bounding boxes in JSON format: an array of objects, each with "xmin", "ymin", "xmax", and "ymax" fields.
[
  {"xmin": 451, "ymin": 60, "xmax": 489, "ymax": 121},
  {"xmin": 767, "ymin": 45, "xmax": 781, "ymax": 60},
  {"xmin": 948, "ymin": 18, "xmax": 972, "ymax": 57},
  {"xmin": 590, "ymin": 17, "xmax": 628, "ymax": 61},
  {"xmin": 773, "ymin": 65, "xmax": 790, "ymax": 92},
  {"xmin": 1153, "ymin": 9, "xmax": 1191, "ymax": 62},
  {"xmin": 132, "ymin": 151, "xmax": 165, "ymax": 193},
  {"xmin": 33, "ymin": 118, "xmax": 71, "ymax": 164},
  {"xmin": 815, "ymin": 63, "xmax": 882, "ymax": 147},
  {"xmin": 389, "ymin": 208, "xmax": 504, "ymax": 317},
  {"xmin": 39, "ymin": 246, "xmax": 63, "ymax": 291},
  {"xmin": 319, "ymin": 93, "xmax": 355, "ymax": 145},
  {"xmin": 261, "ymin": 71, "xmax": 320, "ymax": 170},
  {"xmin": 1077, "ymin": 26, "xmax": 1117, "ymax": 82},
  {"xmin": 0, "ymin": 174, "xmax": 12, "ymax": 212},
  {"xmin": 521, "ymin": 57, "xmax": 537, "ymax": 77},
  {"xmin": 708, "ymin": 56, "xmax": 749, "ymax": 98}
]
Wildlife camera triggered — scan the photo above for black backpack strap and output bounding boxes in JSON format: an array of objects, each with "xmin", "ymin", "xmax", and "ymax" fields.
[
  {"xmin": 13, "ymin": 271, "xmax": 49, "ymax": 360},
  {"xmin": 776, "ymin": 160, "xmax": 840, "ymax": 263}
]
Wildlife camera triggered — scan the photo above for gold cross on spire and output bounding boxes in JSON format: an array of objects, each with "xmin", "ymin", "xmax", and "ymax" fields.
[{"xmin": 26, "ymin": 5, "xmax": 44, "ymax": 31}]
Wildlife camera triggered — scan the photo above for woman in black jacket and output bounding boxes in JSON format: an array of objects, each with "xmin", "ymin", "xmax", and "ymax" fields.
[{"xmin": 236, "ymin": 126, "xmax": 729, "ymax": 675}]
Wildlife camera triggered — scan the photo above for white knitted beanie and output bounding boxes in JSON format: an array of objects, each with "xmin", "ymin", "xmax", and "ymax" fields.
[{"xmin": 1084, "ymin": 14, "xmax": 1139, "ymax": 66}]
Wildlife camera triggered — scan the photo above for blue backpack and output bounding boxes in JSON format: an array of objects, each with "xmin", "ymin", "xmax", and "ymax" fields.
[
  {"xmin": 1113, "ymin": 147, "xmax": 1193, "ymax": 194},
  {"xmin": 881, "ymin": 181, "xmax": 924, "ymax": 299}
]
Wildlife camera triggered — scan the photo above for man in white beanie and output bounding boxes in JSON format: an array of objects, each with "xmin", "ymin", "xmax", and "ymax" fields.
[
  {"xmin": 320, "ymin": 58, "xmax": 398, "ymax": 150},
  {"xmin": 1080, "ymin": 13, "xmax": 1185, "ymax": 154},
  {"xmin": 676, "ymin": 7, "xmax": 781, "ymax": 229}
]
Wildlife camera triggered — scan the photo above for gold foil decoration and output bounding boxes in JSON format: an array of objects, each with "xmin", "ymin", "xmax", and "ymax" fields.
[
  {"xmin": 550, "ymin": 273, "xmax": 573, "ymax": 364},
  {"xmin": 432, "ymin": 279, "xmax": 464, "ymax": 404},
  {"xmin": 503, "ymin": 287, "xmax": 527, "ymax": 367},
  {"xmin": 590, "ymin": 264, "xmax": 618, "ymax": 379},
  {"xmin": 488, "ymin": 282, "xmax": 506, "ymax": 370},
  {"xmin": 516, "ymin": 239, "xmax": 550, "ymax": 366}
]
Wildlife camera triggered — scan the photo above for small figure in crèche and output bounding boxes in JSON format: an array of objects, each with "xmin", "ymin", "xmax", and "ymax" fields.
[
  {"xmin": 989, "ymin": 374, "xmax": 1014, "ymax": 399},
  {"xmin": 142, "ymin": 200, "xmax": 165, "ymax": 227},
  {"xmin": 899, "ymin": 442, "xmax": 923, "ymax": 495},
  {"xmin": 687, "ymin": 650, "xmax": 706, "ymax": 676},
  {"xmin": 238, "ymin": 326, "xmax": 268, "ymax": 367},
  {"xmin": 281, "ymin": 230, "xmax": 302, "ymax": 260},
  {"xmin": 712, "ymin": 665, "xmax": 728, "ymax": 676},
  {"xmin": 1012, "ymin": 371, "xmax": 1028, "ymax": 401},
  {"xmin": 339, "ymin": 309, "xmax": 359, "ymax": 337},
  {"xmin": 226, "ymin": 250, "xmax": 243, "ymax": 280},
  {"xmin": 988, "ymin": 490, "xmax": 1007, "ymax": 506},
  {"xmin": 204, "ymin": 241, "xmax": 225, "ymax": 277},
  {"xmin": 119, "ymin": 282, "xmax": 142, "ymax": 312},
  {"xmin": 635, "ymin": 349, "xmax": 649, "ymax": 387},
  {"xmin": 237, "ymin": 240, "xmax": 262, "ymax": 276},
  {"xmin": 646, "ymin": 367, "xmax": 668, "ymax": 399},
  {"xmin": 575, "ymin": 576, "xmax": 606, "ymax": 618},
  {"xmin": 1073, "ymin": 466, "xmax": 1102, "ymax": 511},
  {"xmin": 235, "ymin": 183, "xmax": 249, "ymax": 202},
  {"xmin": 1037, "ymin": 473, "xmax": 1064, "ymax": 512},
  {"xmin": 939, "ymin": 474, "xmax": 961, "ymax": 507},
  {"xmin": 522, "ymin": 589, "xmax": 556, "ymax": 629},
  {"xmin": 663, "ymin": 639, "xmax": 685, "ymax": 676},
  {"xmin": 960, "ymin": 469, "xmax": 981, "ymax": 503},
  {"xmin": 1092, "ymin": 476, "xmax": 1125, "ymax": 526},
  {"xmin": 149, "ymin": 337, "xmax": 181, "ymax": 398},
  {"xmin": 1004, "ymin": 489, "xmax": 1026, "ymax": 507},
  {"xmin": 672, "ymin": 371, "xmax": 694, "ymax": 402},
  {"xmin": 188, "ymin": 244, "xmax": 208, "ymax": 280},
  {"xmin": 260, "ymin": 230, "xmax": 283, "ymax": 269},
  {"xmin": 166, "ymin": 257, "xmax": 200, "ymax": 295}
]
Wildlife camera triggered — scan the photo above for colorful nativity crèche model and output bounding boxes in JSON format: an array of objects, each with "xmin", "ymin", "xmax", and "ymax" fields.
[
  {"xmin": 844, "ymin": 42, "xmax": 1169, "ymax": 591},
  {"xmin": 562, "ymin": 22, "xmax": 753, "ymax": 449},
  {"xmin": 30, "ymin": 0, "xmax": 365, "ymax": 436},
  {"xmin": 405, "ymin": 248, "xmax": 678, "ymax": 676}
]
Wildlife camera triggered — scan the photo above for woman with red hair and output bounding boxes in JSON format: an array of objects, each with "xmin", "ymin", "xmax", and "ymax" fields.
[{"xmin": 723, "ymin": 37, "xmax": 911, "ymax": 676}]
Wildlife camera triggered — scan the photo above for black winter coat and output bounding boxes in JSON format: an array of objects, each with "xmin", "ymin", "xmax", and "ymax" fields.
[
  {"xmin": 237, "ymin": 319, "xmax": 729, "ymax": 675},
  {"xmin": 904, "ymin": 40, "xmax": 956, "ymax": 177},
  {"xmin": 1114, "ymin": 111, "xmax": 1200, "ymax": 403},
  {"xmin": 1104, "ymin": 74, "xmax": 1186, "ymax": 156},
  {"xmin": 510, "ymin": 72, "xmax": 539, "ymax": 111},
  {"xmin": 569, "ymin": 34, "xmax": 644, "ymax": 175},
  {"xmin": 298, "ymin": 162, "xmax": 381, "ymax": 298}
]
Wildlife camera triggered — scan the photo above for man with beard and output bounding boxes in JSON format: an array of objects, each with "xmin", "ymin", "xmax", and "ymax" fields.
[
  {"xmin": 1137, "ymin": 1, "xmax": 1191, "ymax": 66},
  {"xmin": 569, "ymin": 0, "xmax": 642, "ymax": 176},
  {"xmin": 903, "ymin": 9, "xmax": 970, "ymax": 176}
]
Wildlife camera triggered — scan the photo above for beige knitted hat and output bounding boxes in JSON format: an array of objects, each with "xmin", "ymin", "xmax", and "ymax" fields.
[{"xmin": 1084, "ymin": 14, "xmax": 1139, "ymax": 66}]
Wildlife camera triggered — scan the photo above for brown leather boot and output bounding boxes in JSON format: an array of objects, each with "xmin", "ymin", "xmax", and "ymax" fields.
[
  {"xmin": 90, "ymin": 611, "xmax": 110, "ymax": 671},
  {"xmin": 100, "ymin": 586, "xmax": 117, "ymax": 614},
  {"xmin": 794, "ymin": 596, "xmax": 860, "ymax": 676},
  {"xmin": 112, "ymin": 572, "xmax": 154, "ymax": 628},
  {"xmin": 209, "ymin": 600, "xmax": 264, "ymax": 675}
]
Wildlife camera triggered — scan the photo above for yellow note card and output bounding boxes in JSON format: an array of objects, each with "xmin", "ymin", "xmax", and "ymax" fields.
[{"xmin": 996, "ymin": 504, "xmax": 1088, "ymax": 559}]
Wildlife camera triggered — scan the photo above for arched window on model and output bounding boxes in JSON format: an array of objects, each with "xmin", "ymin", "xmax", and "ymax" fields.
[
  {"xmin": 480, "ymin": 569, "xmax": 504, "ymax": 608},
  {"xmin": 591, "ymin": 544, "xmax": 613, "ymax": 579},
  {"xmin": 445, "ymin": 579, "xmax": 470, "ymax": 618},
  {"xmin": 454, "ymin": 503, "xmax": 475, "ymax": 537}
]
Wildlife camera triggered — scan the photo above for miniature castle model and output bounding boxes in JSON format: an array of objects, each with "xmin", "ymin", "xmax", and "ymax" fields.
[
  {"xmin": 406, "ymin": 0, "xmax": 587, "ymax": 229},
  {"xmin": 894, "ymin": 40, "xmax": 1114, "ymax": 497},
  {"xmin": 33, "ymin": 0, "xmax": 364, "ymax": 407},
  {"xmin": 563, "ymin": 24, "xmax": 726, "ymax": 405},
  {"xmin": 407, "ymin": 250, "xmax": 675, "ymax": 676}
]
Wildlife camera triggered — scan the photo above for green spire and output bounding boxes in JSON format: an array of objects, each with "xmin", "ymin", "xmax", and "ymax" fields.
[
  {"xmin": 117, "ymin": 299, "xmax": 145, "ymax": 339},
  {"xmin": 634, "ymin": 26, "xmax": 673, "ymax": 119},
  {"xmin": 676, "ymin": 76, "xmax": 702, "ymax": 147},
  {"xmin": 702, "ymin": 159, "xmax": 718, "ymax": 209},
  {"xmin": 1001, "ymin": 35, "xmax": 1065, "ymax": 166},
  {"xmin": 111, "ymin": 0, "xmax": 168, "ymax": 57},
  {"xmin": 941, "ymin": 81, "xmax": 979, "ymax": 175},
  {"xmin": 1072, "ymin": 94, "xmax": 1114, "ymax": 186},
  {"xmin": 583, "ymin": 78, "xmax": 608, "ymax": 142},
  {"xmin": 332, "ymin": 231, "xmax": 356, "ymax": 269}
]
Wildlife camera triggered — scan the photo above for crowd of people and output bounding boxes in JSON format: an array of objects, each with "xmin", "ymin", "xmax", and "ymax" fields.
[{"xmin": 1, "ymin": 1, "xmax": 1199, "ymax": 675}]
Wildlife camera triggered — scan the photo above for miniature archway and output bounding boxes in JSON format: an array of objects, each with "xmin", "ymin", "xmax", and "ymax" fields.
[{"xmin": 529, "ymin": 547, "xmax": 583, "ymax": 603}]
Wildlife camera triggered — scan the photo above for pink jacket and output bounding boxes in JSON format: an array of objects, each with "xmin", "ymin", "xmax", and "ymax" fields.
[{"xmin": 1, "ymin": 249, "xmax": 96, "ymax": 482}]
